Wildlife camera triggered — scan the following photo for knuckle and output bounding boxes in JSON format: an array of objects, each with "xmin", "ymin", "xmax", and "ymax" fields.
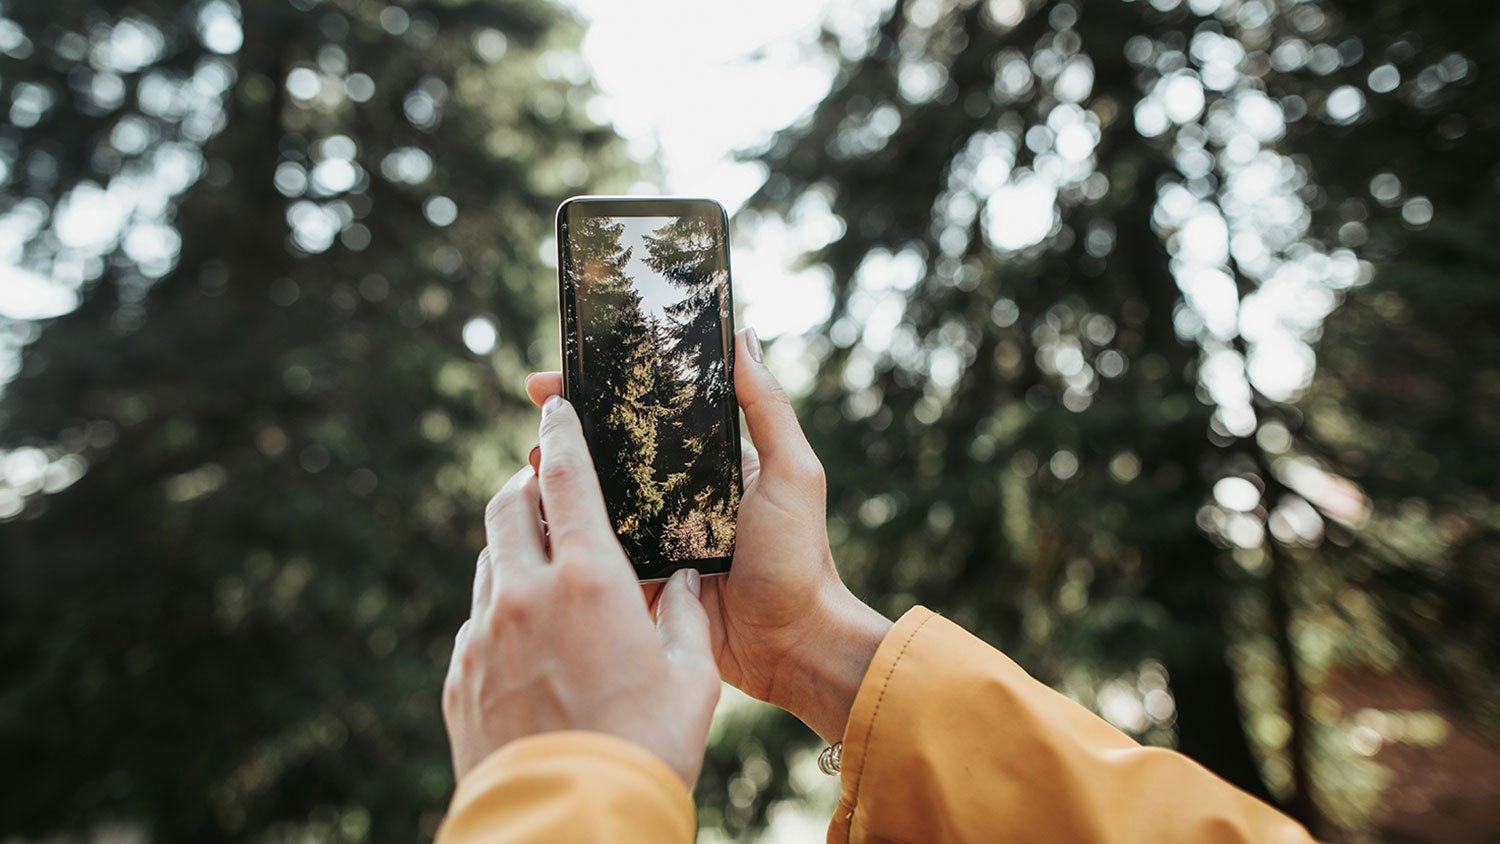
[
  {"xmin": 549, "ymin": 522, "xmax": 607, "ymax": 558},
  {"xmin": 484, "ymin": 488, "xmax": 514, "ymax": 525},
  {"xmin": 489, "ymin": 591, "xmax": 533, "ymax": 634},
  {"xmin": 452, "ymin": 619, "xmax": 474, "ymax": 653},
  {"xmin": 458, "ymin": 641, "xmax": 479, "ymax": 676},
  {"xmin": 741, "ymin": 387, "xmax": 779, "ymax": 418},
  {"xmin": 767, "ymin": 379, "xmax": 793, "ymax": 407},
  {"xmin": 472, "ymin": 548, "xmax": 493, "ymax": 581},
  {"xmin": 556, "ymin": 561, "xmax": 607, "ymax": 600},
  {"xmin": 794, "ymin": 453, "xmax": 826, "ymax": 486},
  {"xmin": 538, "ymin": 403, "xmax": 579, "ymax": 440},
  {"xmin": 540, "ymin": 453, "xmax": 587, "ymax": 488},
  {"xmin": 441, "ymin": 674, "xmax": 462, "ymax": 718},
  {"xmin": 761, "ymin": 383, "xmax": 795, "ymax": 417}
]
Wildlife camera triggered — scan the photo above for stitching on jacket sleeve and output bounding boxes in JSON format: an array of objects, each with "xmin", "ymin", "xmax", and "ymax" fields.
[{"xmin": 845, "ymin": 611, "xmax": 937, "ymax": 830}]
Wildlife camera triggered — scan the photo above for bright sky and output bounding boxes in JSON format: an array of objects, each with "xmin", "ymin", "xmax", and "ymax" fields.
[
  {"xmin": 567, "ymin": 0, "xmax": 854, "ymax": 205},
  {"xmin": 564, "ymin": 0, "xmax": 887, "ymax": 346},
  {"xmin": 614, "ymin": 215, "xmax": 680, "ymax": 317}
]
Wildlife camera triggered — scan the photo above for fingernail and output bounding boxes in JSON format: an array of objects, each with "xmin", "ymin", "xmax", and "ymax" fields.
[
  {"xmin": 542, "ymin": 395, "xmax": 563, "ymax": 418},
  {"xmin": 684, "ymin": 568, "xmax": 701, "ymax": 598},
  {"xmin": 528, "ymin": 445, "xmax": 540, "ymax": 474},
  {"xmin": 744, "ymin": 327, "xmax": 763, "ymax": 364}
]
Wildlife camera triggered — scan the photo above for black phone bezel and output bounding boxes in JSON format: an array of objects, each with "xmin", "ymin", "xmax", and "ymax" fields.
[{"xmin": 555, "ymin": 196, "xmax": 742, "ymax": 583}]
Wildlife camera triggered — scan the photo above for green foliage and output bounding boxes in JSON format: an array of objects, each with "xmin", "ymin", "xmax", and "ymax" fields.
[
  {"xmin": 741, "ymin": 2, "xmax": 1277, "ymax": 827},
  {"xmin": 719, "ymin": 0, "xmax": 1500, "ymax": 838},
  {"xmin": 0, "ymin": 0, "xmax": 1495, "ymax": 841},
  {"xmin": 1279, "ymin": 0, "xmax": 1500, "ymax": 730},
  {"xmin": 642, "ymin": 212, "xmax": 739, "ymax": 548},
  {"xmin": 567, "ymin": 215, "xmax": 669, "ymax": 544},
  {"xmin": 0, "ymin": 1, "xmax": 631, "ymax": 840}
]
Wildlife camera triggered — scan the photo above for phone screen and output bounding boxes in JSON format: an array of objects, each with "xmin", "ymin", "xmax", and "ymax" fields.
[{"xmin": 556, "ymin": 197, "xmax": 741, "ymax": 581}]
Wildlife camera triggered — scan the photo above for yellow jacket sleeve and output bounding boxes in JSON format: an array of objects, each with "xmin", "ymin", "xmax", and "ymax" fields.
[
  {"xmin": 435, "ymin": 731, "xmax": 695, "ymax": 844},
  {"xmin": 830, "ymin": 607, "xmax": 1318, "ymax": 844}
]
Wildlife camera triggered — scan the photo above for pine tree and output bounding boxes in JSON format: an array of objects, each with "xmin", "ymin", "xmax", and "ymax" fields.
[
  {"xmin": 747, "ymin": 0, "xmax": 1275, "ymax": 812},
  {"xmin": 1276, "ymin": 0, "xmax": 1500, "ymax": 734},
  {"xmin": 643, "ymin": 212, "xmax": 733, "ymax": 408},
  {"xmin": 721, "ymin": 0, "xmax": 1500, "ymax": 836},
  {"xmin": 566, "ymin": 214, "xmax": 666, "ymax": 553},
  {"xmin": 0, "ymin": 1, "xmax": 630, "ymax": 840},
  {"xmin": 642, "ymin": 213, "xmax": 739, "ymax": 556}
]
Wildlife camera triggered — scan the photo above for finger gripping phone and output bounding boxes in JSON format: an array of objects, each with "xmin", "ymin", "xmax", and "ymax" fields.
[{"xmin": 556, "ymin": 196, "xmax": 742, "ymax": 582}]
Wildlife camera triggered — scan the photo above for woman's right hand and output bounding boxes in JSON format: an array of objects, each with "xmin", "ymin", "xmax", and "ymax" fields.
[{"xmin": 523, "ymin": 328, "xmax": 891, "ymax": 744}]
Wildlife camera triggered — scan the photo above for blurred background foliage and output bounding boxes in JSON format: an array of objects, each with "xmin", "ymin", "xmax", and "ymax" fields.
[{"xmin": 0, "ymin": 0, "xmax": 1495, "ymax": 842}]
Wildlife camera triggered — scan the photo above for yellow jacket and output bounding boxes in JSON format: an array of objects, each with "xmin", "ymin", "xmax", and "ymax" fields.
[{"xmin": 438, "ymin": 607, "xmax": 1317, "ymax": 843}]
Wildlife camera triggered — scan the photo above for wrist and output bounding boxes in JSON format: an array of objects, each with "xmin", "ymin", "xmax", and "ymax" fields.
[{"xmin": 769, "ymin": 584, "xmax": 892, "ymax": 745}]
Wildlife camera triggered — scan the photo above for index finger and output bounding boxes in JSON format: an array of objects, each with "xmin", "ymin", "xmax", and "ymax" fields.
[
  {"xmin": 484, "ymin": 466, "xmax": 546, "ymax": 579},
  {"xmin": 535, "ymin": 396, "xmax": 615, "ymax": 558}
]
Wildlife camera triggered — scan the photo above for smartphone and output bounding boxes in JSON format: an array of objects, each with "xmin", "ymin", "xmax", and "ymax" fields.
[{"xmin": 555, "ymin": 196, "xmax": 742, "ymax": 582}]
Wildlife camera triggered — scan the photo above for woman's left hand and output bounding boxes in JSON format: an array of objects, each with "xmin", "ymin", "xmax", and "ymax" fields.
[{"xmin": 442, "ymin": 397, "xmax": 721, "ymax": 785}]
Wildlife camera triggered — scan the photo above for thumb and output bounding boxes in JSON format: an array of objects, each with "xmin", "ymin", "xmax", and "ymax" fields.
[
  {"xmin": 735, "ymin": 328, "xmax": 815, "ymax": 472},
  {"xmin": 656, "ymin": 568, "xmax": 714, "ymax": 670}
]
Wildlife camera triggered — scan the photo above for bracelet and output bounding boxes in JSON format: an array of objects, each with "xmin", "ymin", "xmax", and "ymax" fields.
[{"xmin": 817, "ymin": 741, "xmax": 842, "ymax": 775}]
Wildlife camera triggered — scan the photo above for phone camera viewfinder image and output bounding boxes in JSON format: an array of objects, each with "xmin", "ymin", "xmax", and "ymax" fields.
[{"xmin": 557, "ymin": 197, "xmax": 742, "ymax": 582}]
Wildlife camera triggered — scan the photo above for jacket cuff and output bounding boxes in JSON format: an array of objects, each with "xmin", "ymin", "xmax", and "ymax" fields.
[
  {"xmin": 439, "ymin": 731, "xmax": 695, "ymax": 843},
  {"xmin": 836, "ymin": 607, "xmax": 939, "ymax": 816}
]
